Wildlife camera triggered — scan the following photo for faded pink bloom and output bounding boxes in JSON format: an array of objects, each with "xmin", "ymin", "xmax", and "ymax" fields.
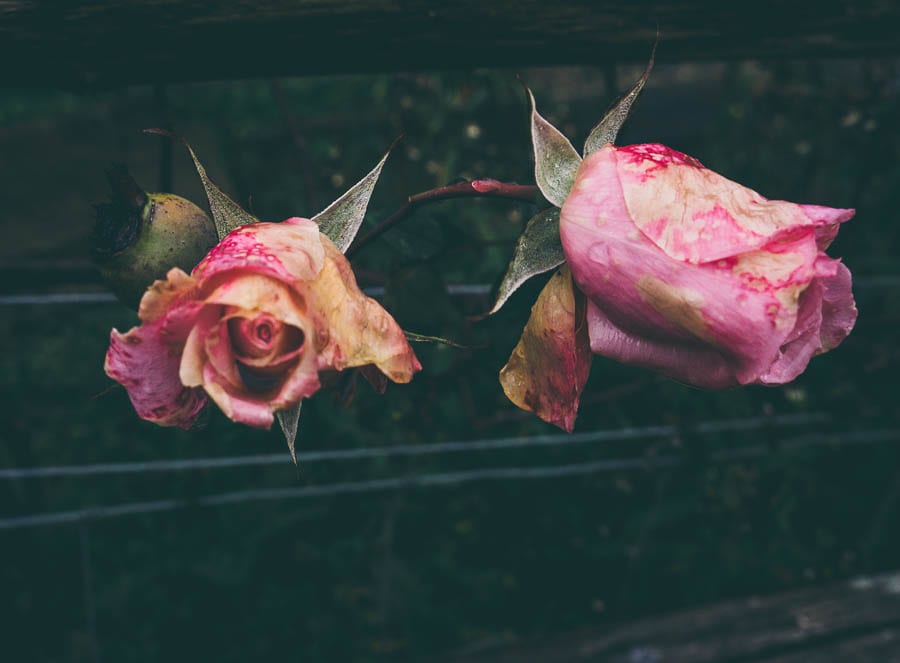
[
  {"xmin": 105, "ymin": 217, "xmax": 421, "ymax": 429},
  {"xmin": 560, "ymin": 143, "xmax": 856, "ymax": 389}
]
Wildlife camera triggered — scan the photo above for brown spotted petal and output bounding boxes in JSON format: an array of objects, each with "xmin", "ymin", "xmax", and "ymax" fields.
[
  {"xmin": 500, "ymin": 267, "xmax": 592, "ymax": 432},
  {"xmin": 105, "ymin": 268, "xmax": 207, "ymax": 429}
]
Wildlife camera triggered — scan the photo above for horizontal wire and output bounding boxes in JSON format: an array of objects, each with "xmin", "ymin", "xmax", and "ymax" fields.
[
  {"xmin": 1, "ymin": 427, "xmax": 896, "ymax": 531},
  {"xmin": 0, "ymin": 412, "xmax": 828, "ymax": 480},
  {"xmin": 0, "ymin": 276, "xmax": 894, "ymax": 306}
]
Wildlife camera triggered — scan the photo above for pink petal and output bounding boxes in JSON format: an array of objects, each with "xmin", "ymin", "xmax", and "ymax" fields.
[
  {"xmin": 757, "ymin": 258, "xmax": 856, "ymax": 384},
  {"xmin": 756, "ymin": 279, "xmax": 825, "ymax": 384},
  {"xmin": 586, "ymin": 300, "xmax": 738, "ymax": 389},
  {"xmin": 201, "ymin": 363, "xmax": 274, "ymax": 429},
  {"xmin": 817, "ymin": 260, "xmax": 857, "ymax": 351},
  {"xmin": 611, "ymin": 144, "xmax": 852, "ymax": 263},
  {"xmin": 193, "ymin": 217, "xmax": 325, "ymax": 286},
  {"xmin": 105, "ymin": 300, "xmax": 207, "ymax": 428}
]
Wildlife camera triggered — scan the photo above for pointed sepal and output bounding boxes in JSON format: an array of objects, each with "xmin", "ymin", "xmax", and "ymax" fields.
[
  {"xmin": 583, "ymin": 43, "xmax": 656, "ymax": 155},
  {"xmin": 276, "ymin": 402, "xmax": 302, "ymax": 465},
  {"xmin": 488, "ymin": 208, "xmax": 565, "ymax": 315},
  {"xmin": 528, "ymin": 87, "xmax": 582, "ymax": 208},
  {"xmin": 145, "ymin": 128, "xmax": 259, "ymax": 239},
  {"xmin": 313, "ymin": 149, "xmax": 390, "ymax": 253},
  {"xmin": 500, "ymin": 267, "xmax": 591, "ymax": 432}
]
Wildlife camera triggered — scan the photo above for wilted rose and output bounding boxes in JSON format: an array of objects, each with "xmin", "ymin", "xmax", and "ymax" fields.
[
  {"xmin": 559, "ymin": 143, "xmax": 856, "ymax": 389},
  {"xmin": 105, "ymin": 217, "xmax": 421, "ymax": 429}
]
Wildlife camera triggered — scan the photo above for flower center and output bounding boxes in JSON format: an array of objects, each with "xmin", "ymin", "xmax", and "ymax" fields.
[
  {"xmin": 228, "ymin": 314, "xmax": 286, "ymax": 358},
  {"xmin": 226, "ymin": 312, "xmax": 307, "ymax": 393}
]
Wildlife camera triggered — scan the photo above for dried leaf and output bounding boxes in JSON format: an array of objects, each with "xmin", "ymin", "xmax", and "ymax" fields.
[
  {"xmin": 276, "ymin": 402, "xmax": 302, "ymax": 465},
  {"xmin": 500, "ymin": 267, "xmax": 591, "ymax": 432},
  {"xmin": 488, "ymin": 208, "xmax": 565, "ymax": 315},
  {"xmin": 314, "ymin": 150, "xmax": 390, "ymax": 253},
  {"xmin": 144, "ymin": 128, "xmax": 259, "ymax": 239},
  {"xmin": 583, "ymin": 42, "xmax": 656, "ymax": 155},
  {"xmin": 528, "ymin": 87, "xmax": 582, "ymax": 208}
]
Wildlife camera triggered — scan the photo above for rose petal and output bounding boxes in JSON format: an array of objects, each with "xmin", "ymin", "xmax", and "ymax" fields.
[
  {"xmin": 817, "ymin": 260, "xmax": 857, "ymax": 352},
  {"xmin": 757, "ymin": 279, "xmax": 825, "ymax": 384},
  {"xmin": 611, "ymin": 144, "xmax": 852, "ymax": 263},
  {"xmin": 138, "ymin": 267, "xmax": 196, "ymax": 323},
  {"xmin": 180, "ymin": 305, "xmax": 224, "ymax": 388},
  {"xmin": 106, "ymin": 299, "xmax": 207, "ymax": 428},
  {"xmin": 500, "ymin": 267, "xmax": 592, "ymax": 432},
  {"xmin": 204, "ymin": 274, "xmax": 310, "ymax": 330},
  {"xmin": 586, "ymin": 300, "xmax": 737, "ymax": 389},
  {"xmin": 201, "ymin": 363, "xmax": 275, "ymax": 429},
  {"xmin": 193, "ymin": 217, "xmax": 325, "ymax": 285},
  {"xmin": 308, "ymin": 236, "xmax": 421, "ymax": 383}
]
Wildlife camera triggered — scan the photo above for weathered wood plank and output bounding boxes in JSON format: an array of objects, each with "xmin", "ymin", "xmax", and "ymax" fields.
[
  {"xmin": 444, "ymin": 572, "xmax": 900, "ymax": 662},
  {"xmin": 1, "ymin": 1, "xmax": 899, "ymax": 88}
]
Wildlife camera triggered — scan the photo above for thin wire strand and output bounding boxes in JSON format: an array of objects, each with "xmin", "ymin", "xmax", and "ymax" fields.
[
  {"xmin": 1, "ymin": 428, "xmax": 896, "ymax": 531},
  {"xmin": 0, "ymin": 276, "xmax": 895, "ymax": 306},
  {"xmin": 0, "ymin": 413, "xmax": 828, "ymax": 480}
]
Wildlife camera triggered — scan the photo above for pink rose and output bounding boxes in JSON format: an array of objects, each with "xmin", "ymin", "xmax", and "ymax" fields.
[
  {"xmin": 559, "ymin": 143, "xmax": 857, "ymax": 389},
  {"xmin": 105, "ymin": 217, "xmax": 421, "ymax": 429}
]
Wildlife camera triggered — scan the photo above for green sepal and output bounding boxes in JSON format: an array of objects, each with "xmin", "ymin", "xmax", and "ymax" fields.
[
  {"xmin": 527, "ymin": 87, "xmax": 582, "ymax": 208},
  {"xmin": 583, "ymin": 43, "xmax": 656, "ymax": 155},
  {"xmin": 144, "ymin": 129, "xmax": 259, "ymax": 239},
  {"xmin": 313, "ymin": 149, "xmax": 391, "ymax": 253},
  {"xmin": 488, "ymin": 208, "xmax": 565, "ymax": 315}
]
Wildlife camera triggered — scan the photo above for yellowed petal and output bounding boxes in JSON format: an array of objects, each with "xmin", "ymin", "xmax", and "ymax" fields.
[
  {"xmin": 203, "ymin": 273, "xmax": 310, "ymax": 330},
  {"xmin": 500, "ymin": 266, "xmax": 592, "ymax": 432},
  {"xmin": 308, "ymin": 235, "xmax": 421, "ymax": 383},
  {"xmin": 138, "ymin": 267, "xmax": 196, "ymax": 323}
]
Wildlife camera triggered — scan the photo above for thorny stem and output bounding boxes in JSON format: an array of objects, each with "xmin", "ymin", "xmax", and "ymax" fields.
[{"xmin": 346, "ymin": 179, "xmax": 540, "ymax": 258}]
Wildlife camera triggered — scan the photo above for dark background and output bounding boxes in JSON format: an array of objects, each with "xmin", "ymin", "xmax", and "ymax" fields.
[{"xmin": 1, "ymin": 55, "xmax": 899, "ymax": 661}]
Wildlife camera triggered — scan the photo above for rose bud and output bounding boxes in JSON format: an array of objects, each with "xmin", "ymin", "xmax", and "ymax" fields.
[
  {"xmin": 104, "ymin": 217, "xmax": 421, "ymax": 429},
  {"xmin": 93, "ymin": 165, "xmax": 218, "ymax": 309},
  {"xmin": 559, "ymin": 143, "xmax": 857, "ymax": 388}
]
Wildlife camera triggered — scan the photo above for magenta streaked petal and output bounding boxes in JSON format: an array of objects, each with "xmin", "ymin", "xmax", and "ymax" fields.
[
  {"xmin": 193, "ymin": 217, "xmax": 325, "ymax": 285},
  {"xmin": 607, "ymin": 144, "xmax": 855, "ymax": 264}
]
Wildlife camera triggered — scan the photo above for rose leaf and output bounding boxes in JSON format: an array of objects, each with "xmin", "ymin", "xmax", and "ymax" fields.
[
  {"xmin": 313, "ymin": 149, "xmax": 391, "ymax": 253},
  {"xmin": 488, "ymin": 208, "xmax": 565, "ymax": 315}
]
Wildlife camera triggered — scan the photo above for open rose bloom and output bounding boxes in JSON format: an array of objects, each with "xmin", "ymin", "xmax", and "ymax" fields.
[
  {"xmin": 106, "ymin": 217, "xmax": 421, "ymax": 429},
  {"xmin": 560, "ymin": 143, "xmax": 857, "ymax": 389}
]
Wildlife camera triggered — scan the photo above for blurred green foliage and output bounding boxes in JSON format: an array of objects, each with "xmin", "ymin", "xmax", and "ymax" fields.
[{"xmin": 1, "ymin": 58, "xmax": 899, "ymax": 661}]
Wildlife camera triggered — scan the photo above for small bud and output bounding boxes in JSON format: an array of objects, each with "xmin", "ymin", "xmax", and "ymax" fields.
[{"xmin": 93, "ymin": 165, "xmax": 217, "ymax": 308}]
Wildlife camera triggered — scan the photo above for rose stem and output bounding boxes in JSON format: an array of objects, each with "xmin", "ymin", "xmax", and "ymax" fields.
[{"xmin": 346, "ymin": 179, "xmax": 540, "ymax": 258}]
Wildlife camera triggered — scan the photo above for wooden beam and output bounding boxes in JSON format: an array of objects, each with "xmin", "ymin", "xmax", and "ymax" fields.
[
  {"xmin": 443, "ymin": 571, "xmax": 900, "ymax": 662},
  {"xmin": 1, "ymin": 1, "xmax": 899, "ymax": 89}
]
